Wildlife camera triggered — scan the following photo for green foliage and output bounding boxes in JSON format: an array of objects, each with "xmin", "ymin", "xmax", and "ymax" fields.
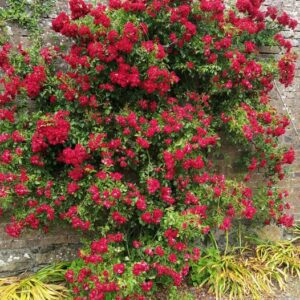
[
  {"xmin": 0, "ymin": 20, "xmax": 9, "ymax": 45},
  {"xmin": 168, "ymin": 286, "xmax": 195, "ymax": 300}
]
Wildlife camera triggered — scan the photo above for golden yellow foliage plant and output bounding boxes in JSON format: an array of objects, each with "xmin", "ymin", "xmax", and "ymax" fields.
[
  {"xmin": 292, "ymin": 224, "xmax": 300, "ymax": 237},
  {"xmin": 191, "ymin": 247, "xmax": 273, "ymax": 300},
  {"xmin": 190, "ymin": 234, "xmax": 300, "ymax": 300},
  {"xmin": 255, "ymin": 238, "xmax": 300, "ymax": 278},
  {"xmin": 0, "ymin": 263, "xmax": 70, "ymax": 300}
]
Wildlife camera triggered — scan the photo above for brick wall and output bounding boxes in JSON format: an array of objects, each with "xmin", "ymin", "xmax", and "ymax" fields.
[{"xmin": 0, "ymin": 0, "xmax": 299, "ymax": 276}]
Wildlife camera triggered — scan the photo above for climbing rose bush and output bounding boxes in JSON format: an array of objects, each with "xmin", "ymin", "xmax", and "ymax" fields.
[{"xmin": 0, "ymin": 0, "xmax": 298, "ymax": 298}]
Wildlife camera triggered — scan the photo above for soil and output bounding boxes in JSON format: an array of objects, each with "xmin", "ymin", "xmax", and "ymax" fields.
[
  {"xmin": 156, "ymin": 278, "xmax": 300, "ymax": 299},
  {"xmin": 195, "ymin": 278, "xmax": 300, "ymax": 299},
  {"xmin": 272, "ymin": 278, "xmax": 300, "ymax": 300}
]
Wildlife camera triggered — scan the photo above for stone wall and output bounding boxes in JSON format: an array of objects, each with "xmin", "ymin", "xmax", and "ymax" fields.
[
  {"xmin": 0, "ymin": 0, "xmax": 299, "ymax": 276},
  {"xmin": 215, "ymin": 0, "xmax": 300, "ymax": 221},
  {"xmin": 263, "ymin": 0, "xmax": 300, "ymax": 221},
  {"xmin": 0, "ymin": 222, "xmax": 81, "ymax": 277},
  {"xmin": 0, "ymin": 0, "xmax": 82, "ymax": 276}
]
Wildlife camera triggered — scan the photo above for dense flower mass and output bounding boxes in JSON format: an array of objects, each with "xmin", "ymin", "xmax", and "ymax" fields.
[{"xmin": 0, "ymin": 0, "xmax": 297, "ymax": 298}]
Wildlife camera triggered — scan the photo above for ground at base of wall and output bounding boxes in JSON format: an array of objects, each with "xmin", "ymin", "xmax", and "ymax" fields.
[
  {"xmin": 156, "ymin": 277, "xmax": 300, "ymax": 300},
  {"xmin": 274, "ymin": 278, "xmax": 300, "ymax": 300}
]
